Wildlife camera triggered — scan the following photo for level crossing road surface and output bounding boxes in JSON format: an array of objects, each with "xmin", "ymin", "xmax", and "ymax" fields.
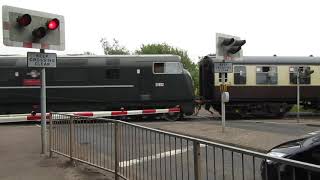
[
  {"xmin": 51, "ymin": 117, "xmax": 320, "ymax": 180},
  {"xmin": 223, "ymin": 119, "xmax": 319, "ymax": 136},
  {"xmin": 138, "ymin": 118, "xmax": 320, "ymax": 151},
  {"xmin": 147, "ymin": 117, "xmax": 320, "ymax": 136}
]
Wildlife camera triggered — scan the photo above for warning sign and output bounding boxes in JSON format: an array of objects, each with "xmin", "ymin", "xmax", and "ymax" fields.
[
  {"xmin": 27, "ymin": 52, "xmax": 57, "ymax": 68},
  {"xmin": 214, "ymin": 62, "xmax": 233, "ymax": 73},
  {"xmin": 219, "ymin": 84, "xmax": 229, "ymax": 92}
]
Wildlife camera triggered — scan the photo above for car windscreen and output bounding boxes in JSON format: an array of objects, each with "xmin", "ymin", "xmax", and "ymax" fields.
[
  {"xmin": 277, "ymin": 139, "xmax": 303, "ymax": 148},
  {"xmin": 303, "ymin": 135, "xmax": 320, "ymax": 147}
]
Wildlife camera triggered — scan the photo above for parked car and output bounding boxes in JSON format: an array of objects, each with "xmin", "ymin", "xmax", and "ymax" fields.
[{"xmin": 261, "ymin": 134, "xmax": 320, "ymax": 180}]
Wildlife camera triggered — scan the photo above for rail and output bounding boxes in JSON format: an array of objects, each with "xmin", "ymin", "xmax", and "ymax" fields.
[{"xmin": 49, "ymin": 113, "xmax": 320, "ymax": 180}]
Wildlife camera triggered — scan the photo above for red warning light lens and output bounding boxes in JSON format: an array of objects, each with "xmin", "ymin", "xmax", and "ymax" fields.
[
  {"xmin": 17, "ymin": 14, "xmax": 32, "ymax": 26},
  {"xmin": 47, "ymin": 18, "xmax": 59, "ymax": 30}
]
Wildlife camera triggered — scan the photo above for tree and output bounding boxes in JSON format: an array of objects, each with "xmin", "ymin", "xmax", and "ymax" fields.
[
  {"xmin": 136, "ymin": 43, "xmax": 199, "ymax": 95},
  {"xmin": 100, "ymin": 38, "xmax": 130, "ymax": 55}
]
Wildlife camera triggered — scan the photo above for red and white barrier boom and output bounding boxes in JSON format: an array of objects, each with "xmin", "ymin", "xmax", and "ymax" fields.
[{"xmin": 0, "ymin": 107, "xmax": 180, "ymax": 123}]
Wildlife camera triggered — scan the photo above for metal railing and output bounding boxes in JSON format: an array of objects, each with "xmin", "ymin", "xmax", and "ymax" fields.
[{"xmin": 49, "ymin": 113, "xmax": 320, "ymax": 180}]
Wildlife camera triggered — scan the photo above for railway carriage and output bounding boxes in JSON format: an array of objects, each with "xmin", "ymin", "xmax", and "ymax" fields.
[
  {"xmin": 200, "ymin": 55, "xmax": 320, "ymax": 118},
  {"xmin": 0, "ymin": 55, "xmax": 195, "ymax": 119}
]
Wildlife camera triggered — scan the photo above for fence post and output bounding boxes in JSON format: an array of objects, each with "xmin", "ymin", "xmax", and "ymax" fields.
[
  {"xmin": 70, "ymin": 116, "xmax": 74, "ymax": 162},
  {"xmin": 193, "ymin": 141, "xmax": 201, "ymax": 180},
  {"xmin": 114, "ymin": 122, "xmax": 119, "ymax": 180},
  {"xmin": 49, "ymin": 113, "xmax": 53, "ymax": 158}
]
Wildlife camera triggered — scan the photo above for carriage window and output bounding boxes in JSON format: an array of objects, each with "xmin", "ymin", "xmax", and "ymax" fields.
[
  {"xmin": 219, "ymin": 73, "xmax": 228, "ymax": 82},
  {"xmin": 54, "ymin": 69, "xmax": 88, "ymax": 81},
  {"xmin": 256, "ymin": 66, "xmax": 278, "ymax": 84},
  {"xmin": 153, "ymin": 62, "xmax": 183, "ymax": 74},
  {"xmin": 289, "ymin": 66, "xmax": 311, "ymax": 84},
  {"xmin": 105, "ymin": 69, "xmax": 120, "ymax": 79},
  {"xmin": 234, "ymin": 66, "xmax": 246, "ymax": 84}
]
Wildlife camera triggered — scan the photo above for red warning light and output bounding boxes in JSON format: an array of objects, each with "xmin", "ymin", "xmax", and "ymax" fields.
[
  {"xmin": 16, "ymin": 14, "xmax": 32, "ymax": 26},
  {"xmin": 47, "ymin": 18, "xmax": 59, "ymax": 30}
]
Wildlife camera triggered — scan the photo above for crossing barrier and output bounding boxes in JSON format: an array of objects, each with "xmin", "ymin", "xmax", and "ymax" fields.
[{"xmin": 0, "ymin": 107, "xmax": 180, "ymax": 123}]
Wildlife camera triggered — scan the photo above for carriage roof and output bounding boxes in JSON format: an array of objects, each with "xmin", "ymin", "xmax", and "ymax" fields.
[
  {"xmin": 0, "ymin": 55, "xmax": 181, "ymax": 68},
  {"xmin": 205, "ymin": 55, "xmax": 320, "ymax": 65}
]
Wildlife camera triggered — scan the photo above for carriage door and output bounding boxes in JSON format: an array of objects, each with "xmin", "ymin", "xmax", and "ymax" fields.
[{"xmin": 138, "ymin": 62, "xmax": 153, "ymax": 101}]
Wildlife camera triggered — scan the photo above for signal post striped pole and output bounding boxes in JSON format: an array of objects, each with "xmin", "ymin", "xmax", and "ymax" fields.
[
  {"xmin": 40, "ymin": 48, "xmax": 47, "ymax": 154},
  {"xmin": 221, "ymin": 63, "xmax": 226, "ymax": 132}
]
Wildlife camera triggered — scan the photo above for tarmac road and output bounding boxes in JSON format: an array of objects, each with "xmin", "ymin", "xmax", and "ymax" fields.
[{"xmin": 167, "ymin": 117, "xmax": 320, "ymax": 136}]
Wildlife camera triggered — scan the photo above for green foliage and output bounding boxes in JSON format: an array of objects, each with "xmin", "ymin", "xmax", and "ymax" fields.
[
  {"xmin": 100, "ymin": 38, "xmax": 130, "ymax": 55},
  {"xmin": 290, "ymin": 105, "xmax": 313, "ymax": 112},
  {"xmin": 136, "ymin": 43, "xmax": 199, "ymax": 95}
]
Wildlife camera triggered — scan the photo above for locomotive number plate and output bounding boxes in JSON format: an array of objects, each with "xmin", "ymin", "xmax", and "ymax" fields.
[
  {"xmin": 214, "ymin": 62, "xmax": 233, "ymax": 73},
  {"xmin": 27, "ymin": 52, "xmax": 57, "ymax": 68}
]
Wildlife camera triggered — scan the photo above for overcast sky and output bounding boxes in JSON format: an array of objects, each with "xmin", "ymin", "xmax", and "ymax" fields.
[{"xmin": 1, "ymin": 0, "xmax": 320, "ymax": 62}]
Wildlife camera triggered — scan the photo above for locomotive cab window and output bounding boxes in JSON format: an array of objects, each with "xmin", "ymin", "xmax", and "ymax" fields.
[
  {"xmin": 154, "ymin": 63, "xmax": 165, "ymax": 73},
  {"xmin": 219, "ymin": 73, "xmax": 228, "ymax": 82},
  {"xmin": 256, "ymin": 66, "xmax": 278, "ymax": 84},
  {"xmin": 234, "ymin": 66, "xmax": 246, "ymax": 84},
  {"xmin": 153, "ymin": 62, "xmax": 183, "ymax": 74},
  {"xmin": 289, "ymin": 66, "xmax": 311, "ymax": 84}
]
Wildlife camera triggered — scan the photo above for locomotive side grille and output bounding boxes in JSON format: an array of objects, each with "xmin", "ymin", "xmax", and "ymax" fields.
[
  {"xmin": 105, "ymin": 58, "xmax": 120, "ymax": 66},
  {"xmin": 58, "ymin": 59, "xmax": 88, "ymax": 67},
  {"xmin": 0, "ymin": 60, "xmax": 17, "ymax": 67}
]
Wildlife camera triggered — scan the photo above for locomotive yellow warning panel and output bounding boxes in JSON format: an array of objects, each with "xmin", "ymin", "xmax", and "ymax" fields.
[{"xmin": 219, "ymin": 84, "xmax": 229, "ymax": 92}]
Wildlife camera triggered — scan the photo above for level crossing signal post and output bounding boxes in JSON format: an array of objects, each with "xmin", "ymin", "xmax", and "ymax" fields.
[
  {"xmin": 297, "ymin": 68, "xmax": 301, "ymax": 123},
  {"xmin": 296, "ymin": 67, "xmax": 314, "ymax": 123},
  {"xmin": 2, "ymin": 5, "xmax": 65, "ymax": 154},
  {"xmin": 216, "ymin": 33, "xmax": 246, "ymax": 131}
]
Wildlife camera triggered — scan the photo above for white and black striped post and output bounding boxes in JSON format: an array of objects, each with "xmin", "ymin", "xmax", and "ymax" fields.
[
  {"xmin": 297, "ymin": 69, "xmax": 300, "ymax": 123},
  {"xmin": 40, "ymin": 48, "xmax": 47, "ymax": 154}
]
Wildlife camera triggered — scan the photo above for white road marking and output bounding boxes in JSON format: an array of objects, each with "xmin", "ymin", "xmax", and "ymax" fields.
[
  {"xmin": 308, "ymin": 130, "xmax": 320, "ymax": 135},
  {"xmin": 242, "ymin": 120, "xmax": 301, "ymax": 125},
  {"xmin": 35, "ymin": 124, "xmax": 41, "ymax": 127},
  {"xmin": 119, "ymin": 144, "xmax": 206, "ymax": 168},
  {"xmin": 13, "ymin": 125, "xmax": 37, "ymax": 128}
]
